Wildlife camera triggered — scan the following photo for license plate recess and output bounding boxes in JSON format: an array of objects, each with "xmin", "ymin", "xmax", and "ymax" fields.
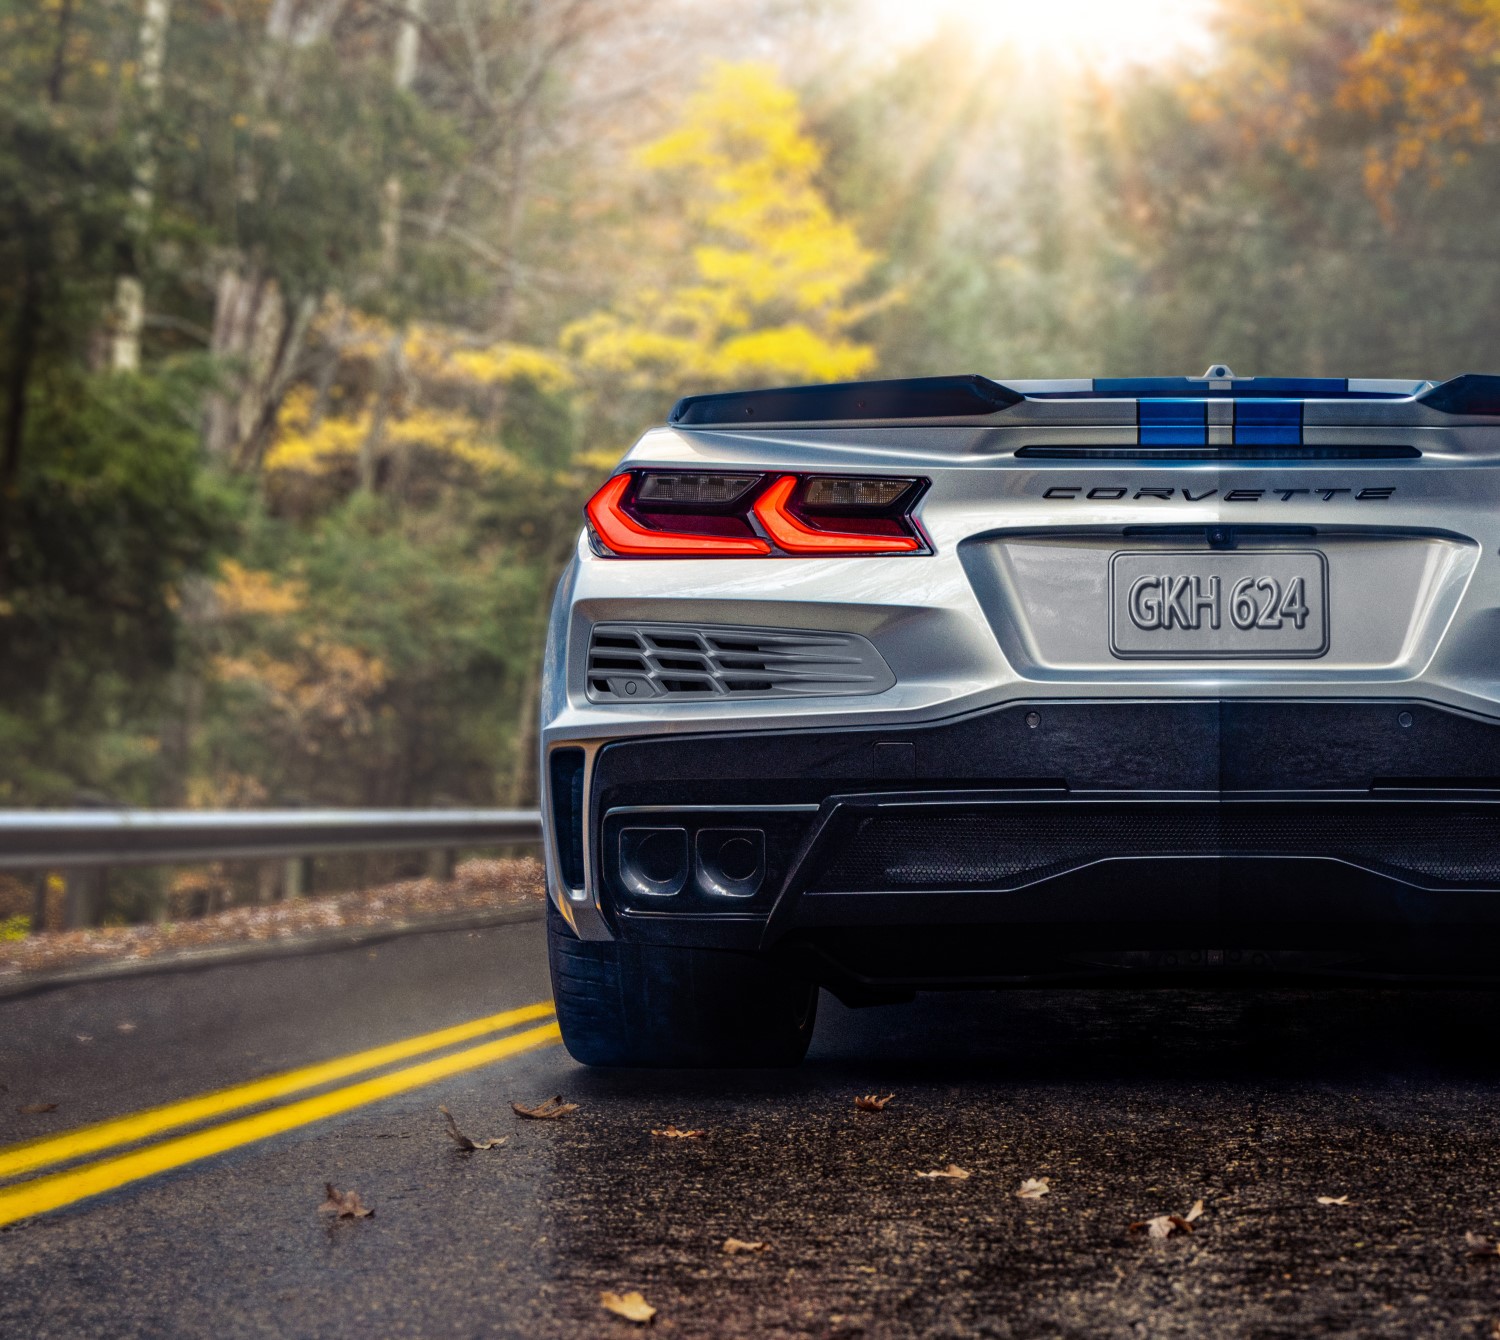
[{"xmin": 1109, "ymin": 549, "xmax": 1329, "ymax": 659}]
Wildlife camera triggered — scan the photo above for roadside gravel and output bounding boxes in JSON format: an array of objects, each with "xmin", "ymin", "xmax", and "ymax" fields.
[{"xmin": 0, "ymin": 858, "xmax": 544, "ymax": 981}]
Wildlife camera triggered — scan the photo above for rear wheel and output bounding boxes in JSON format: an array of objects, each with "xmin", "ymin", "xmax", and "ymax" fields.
[{"xmin": 546, "ymin": 899, "xmax": 817, "ymax": 1067}]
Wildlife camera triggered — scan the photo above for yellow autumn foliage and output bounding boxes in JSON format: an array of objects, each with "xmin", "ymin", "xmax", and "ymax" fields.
[
  {"xmin": 447, "ymin": 342, "xmax": 574, "ymax": 393},
  {"xmin": 1186, "ymin": 0, "xmax": 1500, "ymax": 218},
  {"xmin": 214, "ymin": 559, "xmax": 304, "ymax": 617},
  {"xmin": 562, "ymin": 62, "xmax": 883, "ymax": 391},
  {"xmin": 268, "ymin": 305, "xmax": 566, "ymax": 483},
  {"xmin": 1337, "ymin": 0, "xmax": 1500, "ymax": 213},
  {"xmin": 213, "ymin": 634, "xmax": 388, "ymax": 741},
  {"xmin": 264, "ymin": 389, "xmax": 517, "ymax": 477}
]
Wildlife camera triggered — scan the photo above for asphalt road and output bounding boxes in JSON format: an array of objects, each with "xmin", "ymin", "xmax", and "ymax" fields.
[{"xmin": 4, "ymin": 920, "xmax": 1500, "ymax": 1338}]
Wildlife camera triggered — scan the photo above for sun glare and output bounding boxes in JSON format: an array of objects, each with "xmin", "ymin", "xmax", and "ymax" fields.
[{"xmin": 868, "ymin": 0, "xmax": 1217, "ymax": 67}]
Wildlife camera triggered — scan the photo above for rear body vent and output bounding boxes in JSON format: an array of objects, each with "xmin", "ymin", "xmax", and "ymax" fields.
[{"xmin": 585, "ymin": 623, "xmax": 895, "ymax": 702}]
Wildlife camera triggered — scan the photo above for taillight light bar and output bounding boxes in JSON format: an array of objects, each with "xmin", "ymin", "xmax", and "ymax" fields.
[
  {"xmin": 584, "ymin": 471, "xmax": 929, "ymax": 558},
  {"xmin": 585, "ymin": 475, "xmax": 771, "ymax": 556}
]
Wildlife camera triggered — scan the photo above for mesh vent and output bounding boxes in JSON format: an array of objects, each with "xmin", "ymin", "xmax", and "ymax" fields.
[
  {"xmin": 586, "ymin": 623, "xmax": 894, "ymax": 702},
  {"xmin": 813, "ymin": 805, "xmax": 1500, "ymax": 892}
]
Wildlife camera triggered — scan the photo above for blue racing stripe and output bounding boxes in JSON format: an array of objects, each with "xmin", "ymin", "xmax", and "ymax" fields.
[
  {"xmin": 1234, "ymin": 398, "xmax": 1302, "ymax": 445},
  {"xmin": 1139, "ymin": 398, "xmax": 1207, "ymax": 446}
]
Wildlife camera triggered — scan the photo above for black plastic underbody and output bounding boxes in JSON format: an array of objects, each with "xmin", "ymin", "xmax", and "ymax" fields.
[{"xmin": 589, "ymin": 700, "xmax": 1500, "ymax": 987}]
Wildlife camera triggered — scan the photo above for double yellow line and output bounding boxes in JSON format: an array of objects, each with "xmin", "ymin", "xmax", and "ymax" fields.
[{"xmin": 0, "ymin": 1000, "xmax": 560, "ymax": 1228}]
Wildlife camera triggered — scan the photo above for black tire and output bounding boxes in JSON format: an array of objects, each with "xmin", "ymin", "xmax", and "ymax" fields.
[{"xmin": 546, "ymin": 899, "xmax": 817, "ymax": 1067}]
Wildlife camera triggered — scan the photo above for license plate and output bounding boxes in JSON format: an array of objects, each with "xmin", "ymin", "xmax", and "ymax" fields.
[{"xmin": 1109, "ymin": 550, "xmax": 1329, "ymax": 658}]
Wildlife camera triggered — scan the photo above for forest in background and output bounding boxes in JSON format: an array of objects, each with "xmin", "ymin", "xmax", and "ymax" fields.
[{"xmin": 3, "ymin": 0, "xmax": 1500, "ymax": 840}]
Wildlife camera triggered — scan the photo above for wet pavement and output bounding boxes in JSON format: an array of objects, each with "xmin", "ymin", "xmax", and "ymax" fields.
[{"xmin": 4, "ymin": 919, "xmax": 1500, "ymax": 1337}]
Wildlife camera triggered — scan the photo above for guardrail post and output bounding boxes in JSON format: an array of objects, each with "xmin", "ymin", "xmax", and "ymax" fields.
[
  {"xmin": 425, "ymin": 847, "xmax": 457, "ymax": 882},
  {"xmin": 256, "ymin": 861, "xmax": 280, "ymax": 904},
  {"xmin": 63, "ymin": 867, "xmax": 107, "ymax": 929},
  {"xmin": 284, "ymin": 855, "xmax": 314, "ymax": 900},
  {"xmin": 30, "ymin": 872, "xmax": 48, "ymax": 934}
]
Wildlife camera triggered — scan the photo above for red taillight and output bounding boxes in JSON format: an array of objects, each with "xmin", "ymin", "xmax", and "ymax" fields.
[
  {"xmin": 584, "ymin": 474, "xmax": 771, "ymax": 556},
  {"xmin": 752, "ymin": 475, "xmax": 921, "ymax": 554},
  {"xmin": 584, "ymin": 471, "xmax": 927, "ymax": 558}
]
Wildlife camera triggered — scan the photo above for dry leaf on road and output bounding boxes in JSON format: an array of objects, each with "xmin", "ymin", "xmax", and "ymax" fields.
[
  {"xmin": 722, "ymin": 1238, "xmax": 768, "ymax": 1254},
  {"xmin": 651, "ymin": 1126, "xmax": 704, "ymax": 1139},
  {"xmin": 916, "ymin": 1164, "xmax": 971, "ymax": 1180},
  {"xmin": 1016, "ymin": 1177, "xmax": 1051, "ymax": 1199},
  {"xmin": 319, "ymin": 1183, "xmax": 373, "ymax": 1218},
  {"xmin": 600, "ymin": 1290, "xmax": 656, "ymax": 1324},
  {"xmin": 1130, "ymin": 1198, "xmax": 1204, "ymax": 1239},
  {"xmin": 116, "ymin": 1021, "xmax": 137, "ymax": 1033},
  {"xmin": 854, "ymin": 1094, "xmax": 893, "ymax": 1111},
  {"xmin": 17, "ymin": 1102, "xmax": 57, "ymax": 1114},
  {"xmin": 512, "ymin": 1096, "xmax": 579, "ymax": 1121},
  {"xmin": 1317, "ymin": 1194, "xmax": 1351, "ymax": 1206},
  {"xmin": 1467, "ymin": 1232, "xmax": 1500, "ymax": 1257},
  {"xmin": 440, "ymin": 1105, "xmax": 507, "ymax": 1151}
]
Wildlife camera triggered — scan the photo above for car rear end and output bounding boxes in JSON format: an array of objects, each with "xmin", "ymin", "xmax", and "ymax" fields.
[{"xmin": 539, "ymin": 370, "xmax": 1500, "ymax": 1065}]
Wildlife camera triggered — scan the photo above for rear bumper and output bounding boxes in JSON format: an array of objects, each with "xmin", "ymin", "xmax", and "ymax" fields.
[{"xmin": 576, "ymin": 698, "xmax": 1500, "ymax": 983}]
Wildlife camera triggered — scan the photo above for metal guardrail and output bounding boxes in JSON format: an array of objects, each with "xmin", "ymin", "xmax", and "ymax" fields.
[{"xmin": 0, "ymin": 809, "xmax": 543, "ymax": 870}]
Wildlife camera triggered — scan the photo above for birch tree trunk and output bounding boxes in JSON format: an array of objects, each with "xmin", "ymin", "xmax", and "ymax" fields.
[
  {"xmin": 201, "ymin": 0, "xmax": 346, "ymax": 463},
  {"xmin": 360, "ymin": 0, "xmax": 425, "ymax": 492},
  {"xmin": 111, "ymin": 0, "xmax": 173, "ymax": 374}
]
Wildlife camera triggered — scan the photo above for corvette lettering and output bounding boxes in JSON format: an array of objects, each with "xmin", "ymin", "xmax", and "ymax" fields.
[{"xmin": 1042, "ymin": 485, "xmax": 1396, "ymax": 501}]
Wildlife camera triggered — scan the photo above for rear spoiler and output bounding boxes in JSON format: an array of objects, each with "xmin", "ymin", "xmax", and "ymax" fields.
[
  {"xmin": 1418, "ymin": 374, "xmax": 1500, "ymax": 416},
  {"xmin": 666, "ymin": 371, "xmax": 1500, "ymax": 428},
  {"xmin": 668, "ymin": 375, "xmax": 1022, "ymax": 426}
]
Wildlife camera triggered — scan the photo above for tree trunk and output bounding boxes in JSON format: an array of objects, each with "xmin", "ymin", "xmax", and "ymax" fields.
[
  {"xmin": 358, "ymin": 0, "xmax": 426, "ymax": 488},
  {"xmin": 203, "ymin": 0, "xmax": 346, "ymax": 459},
  {"xmin": 154, "ymin": 573, "xmax": 213, "ymax": 810},
  {"xmin": 46, "ymin": 0, "xmax": 75, "ymax": 103},
  {"xmin": 505, "ymin": 641, "xmax": 544, "ymax": 808},
  {"xmin": 203, "ymin": 268, "xmax": 307, "ymax": 467},
  {"xmin": 359, "ymin": 330, "xmax": 403, "ymax": 492},
  {"xmin": 238, "ymin": 291, "xmax": 315, "ymax": 471},
  {"xmin": 0, "ymin": 223, "xmax": 44, "ymax": 594},
  {"xmin": 111, "ymin": 0, "xmax": 173, "ymax": 374}
]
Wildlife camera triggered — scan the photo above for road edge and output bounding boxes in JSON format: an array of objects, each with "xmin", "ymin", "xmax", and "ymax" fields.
[{"xmin": 0, "ymin": 903, "xmax": 547, "ymax": 1002}]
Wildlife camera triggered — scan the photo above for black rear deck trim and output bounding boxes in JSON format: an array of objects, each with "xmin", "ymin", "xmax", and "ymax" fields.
[{"xmin": 668, "ymin": 375, "xmax": 1022, "ymax": 426}]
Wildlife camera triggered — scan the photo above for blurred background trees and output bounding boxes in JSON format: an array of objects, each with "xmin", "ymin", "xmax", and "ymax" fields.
[{"xmin": 2, "ymin": 0, "xmax": 1499, "ymax": 817}]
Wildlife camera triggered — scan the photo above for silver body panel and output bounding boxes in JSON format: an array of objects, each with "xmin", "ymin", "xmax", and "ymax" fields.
[{"xmin": 540, "ymin": 397, "xmax": 1500, "ymax": 938}]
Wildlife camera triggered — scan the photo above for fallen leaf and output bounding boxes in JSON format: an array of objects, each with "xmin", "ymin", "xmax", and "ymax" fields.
[
  {"xmin": 651, "ymin": 1125, "xmax": 704, "ymax": 1139},
  {"xmin": 915, "ymin": 1164, "xmax": 971, "ymax": 1180},
  {"xmin": 440, "ymin": 1105, "xmax": 506, "ymax": 1151},
  {"xmin": 1130, "ymin": 1215, "xmax": 1192, "ymax": 1239},
  {"xmin": 1317, "ymin": 1195, "xmax": 1350, "ymax": 1206},
  {"xmin": 1016, "ymin": 1177, "xmax": 1051, "ymax": 1199},
  {"xmin": 74, "ymin": 1034, "xmax": 93, "ymax": 1044},
  {"xmin": 1467, "ymin": 1231, "xmax": 1500, "ymax": 1257},
  {"xmin": 854, "ymin": 1093, "xmax": 893, "ymax": 1111},
  {"xmin": 318, "ymin": 1183, "xmax": 373, "ymax": 1218},
  {"xmin": 600, "ymin": 1290, "xmax": 656, "ymax": 1324},
  {"xmin": 17, "ymin": 1102, "xmax": 57, "ymax": 1114},
  {"xmin": 512, "ymin": 1096, "xmax": 579, "ymax": 1121},
  {"xmin": 116, "ymin": 1021, "xmax": 137, "ymax": 1034},
  {"xmin": 1130, "ymin": 1199, "xmax": 1204, "ymax": 1239},
  {"xmin": 722, "ymin": 1237, "xmax": 767, "ymax": 1254}
]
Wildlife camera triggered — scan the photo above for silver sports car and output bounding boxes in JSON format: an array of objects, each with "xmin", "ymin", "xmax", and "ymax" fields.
[{"xmin": 539, "ymin": 366, "xmax": 1500, "ymax": 1066}]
